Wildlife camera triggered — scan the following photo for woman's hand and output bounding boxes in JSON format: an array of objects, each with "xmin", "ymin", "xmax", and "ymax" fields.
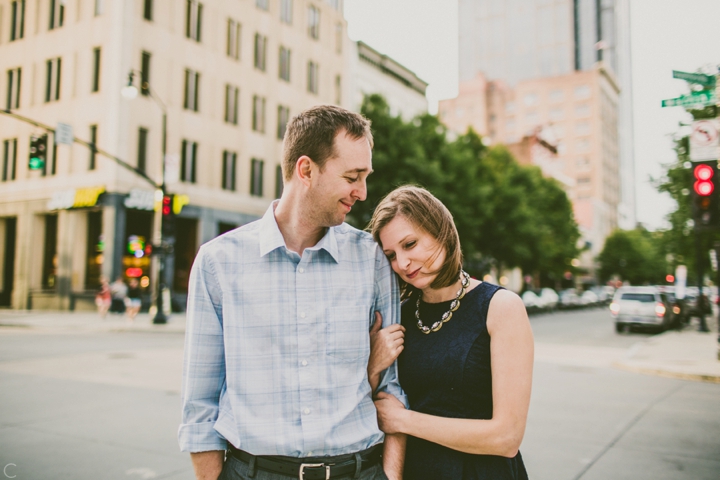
[
  {"xmin": 374, "ymin": 391, "xmax": 407, "ymax": 435},
  {"xmin": 367, "ymin": 312, "xmax": 405, "ymax": 391}
]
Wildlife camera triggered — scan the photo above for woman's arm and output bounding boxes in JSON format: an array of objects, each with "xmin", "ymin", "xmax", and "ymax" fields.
[
  {"xmin": 368, "ymin": 311, "xmax": 405, "ymax": 392},
  {"xmin": 375, "ymin": 289, "xmax": 534, "ymax": 457}
]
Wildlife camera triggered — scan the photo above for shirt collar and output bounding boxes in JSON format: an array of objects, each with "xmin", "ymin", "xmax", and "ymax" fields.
[{"xmin": 258, "ymin": 201, "xmax": 340, "ymax": 263}]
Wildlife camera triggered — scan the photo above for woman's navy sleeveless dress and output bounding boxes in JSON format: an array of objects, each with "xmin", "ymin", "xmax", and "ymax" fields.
[{"xmin": 398, "ymin": 282, "xmax": 529, "ymax": 480}]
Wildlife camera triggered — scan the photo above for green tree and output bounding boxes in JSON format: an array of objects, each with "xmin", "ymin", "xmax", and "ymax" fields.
[
  {"xmin": 597, "ymin": 228, "xmax": 666, "ymax": 284},
  {"xmin": 351, "ymin": 94, "xmax": 579, "ymax": 280}
]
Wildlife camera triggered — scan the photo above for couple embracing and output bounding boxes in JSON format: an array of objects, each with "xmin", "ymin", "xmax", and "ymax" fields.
[{"xmin": 179, "ymin": 105, "xmax": 533, "ymax": 480}]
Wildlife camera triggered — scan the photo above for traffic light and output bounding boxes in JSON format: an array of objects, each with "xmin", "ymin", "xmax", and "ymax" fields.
[
  {"xmin": 161, "ymin": 194, "xmax": 175, "ymax": 238},
  {"xmin": 28, "ymin": 134, "xmax": 48, "ymax": 170},
  {"xmin": 691, "ymin": 161, "xmax": 720, "ymax": 227}
]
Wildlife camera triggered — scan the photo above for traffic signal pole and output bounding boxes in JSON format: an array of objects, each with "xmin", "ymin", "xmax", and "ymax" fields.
[{"xmin": 153, "ymin": 111, "xmax": 169, "ymax": 324}]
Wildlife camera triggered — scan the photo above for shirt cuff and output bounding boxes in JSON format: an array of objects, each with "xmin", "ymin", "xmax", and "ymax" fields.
[{"xmin": 178, "ymin": 422, "xmax": 228, "ymax": 453}]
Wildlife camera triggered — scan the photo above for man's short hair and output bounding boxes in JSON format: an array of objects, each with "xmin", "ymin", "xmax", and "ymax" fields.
[{"xmin": 282, "ymin": 105, "xmax": 373, "ymax": 181}]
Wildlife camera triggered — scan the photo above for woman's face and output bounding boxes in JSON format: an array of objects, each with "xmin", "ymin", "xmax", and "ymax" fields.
[{"xmin": 379, "ymin": 215, "xmax": 446, "ymax": 292}]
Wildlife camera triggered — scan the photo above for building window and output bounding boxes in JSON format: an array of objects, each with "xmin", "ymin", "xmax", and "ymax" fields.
[
  {"xmin": 308, "ymin": 5, "xmax": 320, "ymax": 39},
  {"xmin": 137, "ymin": 127, "xmax": 148, "ymax": 173},
  {"xmin": 42, "ymin": 214, "xmax": 59, "ymax": 290},
  {"xmin": 335, "ymin": 23, "xmax": 343, "ymax": 54},
  {"xmin": 250, "ymin": 159, "xmax": 264, "ymax": 197},
  {"xmin": 523, "ymin": 93, "xmax": 538, "ymax": 106},
  {"xmin": 334, "ymin": 75, "xmax": 341, "ymax": 104},
  {"xmin": 550, "ymin": 89, "xmax": 564, "ymax": 103},
  {"xmin": 10, "ymin": 0, "xmax": 26, "ymax": 41},
  {"xmin": 222, "ymin": 150, "xmax": 237, "ymax": 191},
  {"xmin": 89, "ymin": 124, "xmax": 98, "ymax": 170},
  {"xmin": 225, "ymin": 85, "xmax": 239, "ymax": 125},
  {"xmin": 279, "ymin": 46, "xmax": 291, "ymax": 82},
  {"xmin": 2, "ymin": 139, "xmax": 17, "ymax": 182},
  {"xmin": 574, "ymin": 85, "xmax": 591, "ymax": 99},
  {"xmin": 140, "ymin": 51, "xmax": 151, "ymax": 96},
  {"xmin": 307, "ymin": 61, "xmax": 318, "ymax": 94},
  {"xmin": 254, "ymin": 33, "xmax": 267, "ymax": 71},
  {"xmin": 280, "ymin": 0, "xmax": 293, "ymax": 24},
  {"xmin": 49, "ymin": 0, "xmax": 65, "ymax": 30},
  {"xmin": 184, "ymin": 69, "xmax": 200, "ymax": 112},
  {"xmin": 326, "ymin": 0, "xmax": 339, "ymax": 9},
  {"xmin": 256, "ymin": 0, "xmax": 269, "ymax": 10},
  {"xmin": 549, "ymin": 108, "xmax": 563, "ymax": 121},
  {"xmin": 95, "ymin": 0, "xmax": 104, "ymax": 16},
  {"xmin": 275, "ymin": 164, "xmax": 284, "ymax": 199},
  {"xmin": 180, "ymin": 139, "xmax": 197, "ymax": 183},
  {"xmin": 576, "ymin": 138, "xmax": 590, "ymax": 152},
  {"xmin": 227, "ymin": 19, "xmax": 241, "ymax": 60},
  {"xmin": 575, "ymin": 121, "xmax": 590, "ymax": 135},
  {"xmin": 91, "ymin": 47, "xmax": 101, "ymax": 93},
  {"xmin": 45, "ymin": 57, "xmax": 61, "ymax": 102},
  {"xmin": 6, "ymin": 68, "xmax": 21, "ymax": 110},
  {"xmin": 143, "ymin": 0, "xmax": 153, "ymax": 21},
  {"xmin": 186, "ymin": 0, "xmax": 203, "ymax": 42},
  {"xmin": 252, "ymin": 95, "xmax": 266, "ymax": 133},
  {"xmin": 575, "ymin": 103, "xmax": 590, "ymax": 117},
  {"xmin": 277, "ymin": 105, "xmax": 290, "ymax": 139}
]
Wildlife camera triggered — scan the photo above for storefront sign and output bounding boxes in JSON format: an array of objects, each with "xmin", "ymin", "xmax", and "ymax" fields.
[
  {"xmin": 124, "ymin": 188, "xmax": 156, "ymax": 211},
  {"xmin": 47, "ymin": 186, "xmax": 105, "ymax": 210}
]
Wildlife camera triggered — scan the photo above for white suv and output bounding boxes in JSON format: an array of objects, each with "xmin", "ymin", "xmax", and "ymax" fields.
[{"xmin": 609, "ymin": 286, "xmax": 675, "ymax": 333}]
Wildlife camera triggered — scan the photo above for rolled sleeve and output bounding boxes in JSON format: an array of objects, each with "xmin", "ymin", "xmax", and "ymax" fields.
[
  {"xmin": 178, "ymin": 246, "xmax": 229, "ymax": 452},
  {"xmin": 372, "ymin": 247, "xmax": 409, "ymax": 408}
]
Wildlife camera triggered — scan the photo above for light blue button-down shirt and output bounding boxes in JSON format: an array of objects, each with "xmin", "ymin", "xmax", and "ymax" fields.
[{"xmin": 178, "ymin": 202, "xmax": 406, "ymax": 456}]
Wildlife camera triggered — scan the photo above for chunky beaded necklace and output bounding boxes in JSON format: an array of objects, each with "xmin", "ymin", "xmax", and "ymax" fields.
[{"xmin": 415, "ymin": 270, "xmax": 470, "ymax": 334}]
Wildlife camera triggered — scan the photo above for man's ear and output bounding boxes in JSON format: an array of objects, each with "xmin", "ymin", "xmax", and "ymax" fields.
[{"xmin": 296, "ymin": 155, "xmax": 314, "ymax": 186}]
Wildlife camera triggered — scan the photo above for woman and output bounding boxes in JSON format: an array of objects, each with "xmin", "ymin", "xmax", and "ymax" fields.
[
  {"xmin": 95, "ymin": 277, "xmax": 112, "ymax": 319},
  {"xmin": 124, "ymin": 278, "xmax": 142, "ymax": 321},
  {"xmin": 367, "ymin": 186, "xmax": 533, "ymax": 480}
]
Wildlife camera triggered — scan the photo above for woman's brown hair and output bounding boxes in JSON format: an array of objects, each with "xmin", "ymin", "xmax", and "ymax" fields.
[{"xmin": 368, "ymin": 185, "xmax": 463, "ymax": 295}]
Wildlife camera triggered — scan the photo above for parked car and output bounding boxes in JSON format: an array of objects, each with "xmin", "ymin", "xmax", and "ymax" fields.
[
  {"xmin": 538, "ymin": 288, "xmax": 559, "ymax": 311},
  {"xmin": 580, "ymin": 289, "xmax": 599, "ymax": 306},
  {"xmin": 590, "ymin": 286, "xmax": 615, "ymax": 304},
  {"xmin": 610, "ymin": 286, "xmax": 676, "ymax": 333},
  {"xmin": 522, "ymin": 290, "xmax": 542, "ymax": 313},
  {"xmin": 558, "ymin": 289, "xmax": 582, "ymax": 309}
]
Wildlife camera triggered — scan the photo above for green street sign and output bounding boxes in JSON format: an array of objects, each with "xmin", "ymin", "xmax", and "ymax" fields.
[
  {"xmin": 661, "ymin": 90, "xmax": 716, "ymax": 108},
  {"xmin": 29, "ymin": 157, "xmax": 45, "ymax": 170},
  {"xmin": 672, "ymin": 70, "xmax": 716, "ymax": 87}
]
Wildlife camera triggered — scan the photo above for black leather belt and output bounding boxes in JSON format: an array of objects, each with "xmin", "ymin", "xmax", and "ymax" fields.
[{"xmin": 227, "ymin": 443, "xmax": 382, "ymax": 480}]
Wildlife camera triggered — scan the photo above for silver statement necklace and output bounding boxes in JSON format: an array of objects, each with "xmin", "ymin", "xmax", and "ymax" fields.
[{"xmin": 415, "ymin": 270, "xmax": 470, "ymax": 334}]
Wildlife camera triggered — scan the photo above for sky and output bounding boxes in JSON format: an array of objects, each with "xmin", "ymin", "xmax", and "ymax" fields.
[{"xmin": 343, "ymin": 0, "xmax": 720, "ymax": 231}]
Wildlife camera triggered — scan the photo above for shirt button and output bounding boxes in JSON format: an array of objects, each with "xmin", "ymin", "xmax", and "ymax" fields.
[
  {"xmin": 298, "ymin": 267, "xmax": 304, "ymax": 273},
  {"xmin": 301, "ymin": 360, "xmax": 308, "ymax": 366},
  {"xmin": 303, "ymin": 408, "xmax": 310, "ymax": 415},
  {"xmin": 300, "ymin": 312, "xmax": 306, "ymax": 318}
]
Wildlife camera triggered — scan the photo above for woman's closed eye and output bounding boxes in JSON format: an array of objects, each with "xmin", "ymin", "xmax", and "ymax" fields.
[{"xmin": 404, "ymin": 240, "xmax": 416, "ymax": 249}]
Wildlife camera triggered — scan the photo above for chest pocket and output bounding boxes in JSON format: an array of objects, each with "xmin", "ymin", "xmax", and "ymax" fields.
[{"xmin": 326, "ymin": 305, "xmax": 371, "ymax": 362}]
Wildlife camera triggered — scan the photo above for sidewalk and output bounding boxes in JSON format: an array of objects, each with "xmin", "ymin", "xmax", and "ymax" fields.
[
  {"xmin": 0, "ymin": 309, "xmax": 186, "ymax": 334},
  {"xmin": 613, "ymin": 325, "xmax": 720, "ymax": 384}
]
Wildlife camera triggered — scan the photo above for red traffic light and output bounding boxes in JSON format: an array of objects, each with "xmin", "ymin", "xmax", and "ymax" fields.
[
  {"xmin": 693, "ymin": 164, "xmax": 715, "ymax": 196},
  {"xmin": 666, "ymin": 274, "xmax": 674, "ymax": 283},
  {"xmin": 162, "ymin": 195, "xmax": 172, "ymax": 215},
  {"xmin": 125, "ymin": 268, "xmax": 143, "ymax": 278}
]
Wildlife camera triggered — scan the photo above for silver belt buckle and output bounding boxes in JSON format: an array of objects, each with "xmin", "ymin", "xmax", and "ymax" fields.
[{"xmin": 299, "ymin": 463, "xmax": 330, "ymax": 480}]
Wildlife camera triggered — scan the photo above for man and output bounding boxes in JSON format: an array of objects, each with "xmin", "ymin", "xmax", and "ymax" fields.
[{"xmin": 179, "ymin": 105, "xmax": 406, "ymax": 480}]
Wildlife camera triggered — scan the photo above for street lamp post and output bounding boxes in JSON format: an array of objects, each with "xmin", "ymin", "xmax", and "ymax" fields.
[{"xmin": 121, "ymin": 71, "xmax": 170, "ymax": 324}]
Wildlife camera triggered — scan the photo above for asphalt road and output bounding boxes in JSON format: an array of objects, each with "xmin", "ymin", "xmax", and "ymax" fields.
[{"xmin": 0, "ymin": 308, "xmax": 718, "ymax": 480}]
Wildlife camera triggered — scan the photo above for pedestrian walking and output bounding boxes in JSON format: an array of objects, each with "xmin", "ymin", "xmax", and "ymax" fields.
[
  {"xmin": 109, "ymin": 276, "xmax": 128, "ymax": 314},
  {"xmin": 179, "ymin": 105, "xmax": 406, "ymax": 480},
  {"xmin": 124, "ymin": 278, "xmax": 142, "ymax": 321},
  {"xmin": 367, "ymin": 186, "xmax": 533, "ymax": 480},
  {"xmin": 94, "ymin": 277, "xmax": 112, "ymax": 319}
]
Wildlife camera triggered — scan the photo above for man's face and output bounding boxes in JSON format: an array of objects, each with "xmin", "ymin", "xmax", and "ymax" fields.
[{"xmin": 307, "ymin": 131, "xmax": 373, "ymax": 227}]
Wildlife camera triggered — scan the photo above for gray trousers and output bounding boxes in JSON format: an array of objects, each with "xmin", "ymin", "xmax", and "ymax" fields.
[{"xmin": 218, "ymin": 454, "xmax": 390, "ymax": 480}]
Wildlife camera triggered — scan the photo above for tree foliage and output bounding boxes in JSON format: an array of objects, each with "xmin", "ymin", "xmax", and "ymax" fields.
[
  {"xmin": 347, "ymin": 94, "xmax": 579, "ymax": 280},
  {"xmin": 597, "ymin": 228, "xmax": 666, "ymax": 284}
]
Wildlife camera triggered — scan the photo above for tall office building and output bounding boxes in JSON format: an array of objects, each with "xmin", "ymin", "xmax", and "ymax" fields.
[
  {"xmin": 0, "ymin": 0, "xmax": 351, "ymax": 310},
  {"xmin": 445, "ymin": 0, "xmax": 635, "ymax": 282}
]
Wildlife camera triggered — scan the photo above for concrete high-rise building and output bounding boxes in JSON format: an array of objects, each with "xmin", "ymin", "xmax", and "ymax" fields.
[
  {"xmin": 446, "ymin": 0, "xmax": 634, "ymax": 281},
  {"xmin": 0, "ymin": 0, "xmax": 351, "ymax": 310}
]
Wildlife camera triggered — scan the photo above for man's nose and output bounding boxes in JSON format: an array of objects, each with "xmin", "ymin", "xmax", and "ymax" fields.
[{"xmin": 353, "ymin": 179, "xmax": 367, "ymax": 201}]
